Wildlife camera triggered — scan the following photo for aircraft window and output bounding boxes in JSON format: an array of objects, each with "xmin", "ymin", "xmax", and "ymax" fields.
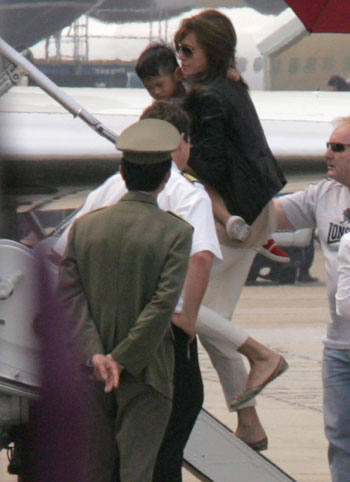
[
  {"xmin": 271, "ymin": 58, "xmax": 281, "ymax": 75},
  {"xmin": 322, "ymin": 56, "xmax": 335, "ymax": 72},
  {"xmin": 288, "ymin": 57, "xmax": 300, "ymax": 74},
  {"xmin": 253, "ymin": 57, "xmax": 263, "ymax": 72},
  {"xmin": 237, "ymin": 57, "xmax": 248, "ymax": 73},
  {"xmin": 303, "ymin": 57, "xmax": 317, "ymax": 73}
]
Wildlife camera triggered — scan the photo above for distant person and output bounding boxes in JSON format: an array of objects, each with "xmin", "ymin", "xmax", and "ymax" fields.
[
  {"xmin": 136, "ymin": 41, "xmax": 290, "ymax": 264},
  {"xmin": 327, "ymin": 75, "xmax": 349, "ymax": 91},
  {"xmin": 58, "ymin": 119, "xmax": 193, "ymax": 482},
  {"xmin": 274, "ymin": 117, "xmax": 350, "ymax": 482}
]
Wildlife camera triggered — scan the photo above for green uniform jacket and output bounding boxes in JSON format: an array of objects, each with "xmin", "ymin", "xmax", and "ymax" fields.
[{"xmin": 59, "ymin": 191, "xmax": 193, "ymax": 399}]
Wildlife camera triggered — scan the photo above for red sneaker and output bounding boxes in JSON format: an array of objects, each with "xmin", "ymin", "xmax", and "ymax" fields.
[{"xmin": 259, "ymin": 238, "xmax": 290, "ymax": 263}]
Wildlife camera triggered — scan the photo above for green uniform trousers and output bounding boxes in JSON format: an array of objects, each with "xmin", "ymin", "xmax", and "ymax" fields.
[
  {"xmin": 115, "ymin": 377, "xmax": 172, "ymax": 482},
  {"xmin": 83, "ymin": 377, "xmax": 172, "ymax": 482}
]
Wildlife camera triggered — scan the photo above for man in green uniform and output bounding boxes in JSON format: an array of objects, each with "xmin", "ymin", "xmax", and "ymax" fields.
[{"xmin": 58, "ymin": 118, "xmax": 193, "ymax": 482}]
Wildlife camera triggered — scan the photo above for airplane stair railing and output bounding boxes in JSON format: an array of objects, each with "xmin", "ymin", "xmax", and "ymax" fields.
[{"xmin": 0, "ymin": 38, "xmax": 118, "ymax": 144}]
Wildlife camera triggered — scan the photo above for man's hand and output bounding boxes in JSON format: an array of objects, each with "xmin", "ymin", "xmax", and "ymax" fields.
[
  {"xmin": 172, "ymin": 313, "xmax": 196, "ymax": 343},
  {"xmin": 172, "ymin": 250, "xmax": 213, "ymax": 343},
  {"xmin": 91, "ymin": 354, "xmax": 122, "ymax": 392}
]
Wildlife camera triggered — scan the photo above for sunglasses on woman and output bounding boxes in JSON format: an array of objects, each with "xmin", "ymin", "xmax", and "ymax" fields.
[
  {"xmin": 177, "ymin": 44, "xmax": 200, "ymax": 58},
  {"xmin": 326, "ymin": 142, "xmax": 350, "ymax": 152}
]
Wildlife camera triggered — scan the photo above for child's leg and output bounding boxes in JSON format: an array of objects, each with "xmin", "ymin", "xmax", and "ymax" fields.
[
  {"xmin": 258, "ymin": 238, "xmax": 290, "ymax": 263},
  {"xmin": 204, "ymin": 183, "xmax": 251, "ymax": 241},
  {"xmin": 205, "ymin": 183, "xmax": 231, "ymax": 224},
  {"xmin": 207, "ymin": 184, "xmax": 290, "ymax": 261}
]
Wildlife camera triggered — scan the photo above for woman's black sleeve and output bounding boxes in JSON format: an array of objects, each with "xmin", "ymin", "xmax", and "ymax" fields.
[{"xmin": 188, "ymin": 90, "xmax": 229, "ymax": 188}]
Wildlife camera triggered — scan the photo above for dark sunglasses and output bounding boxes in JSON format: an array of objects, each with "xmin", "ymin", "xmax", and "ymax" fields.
[
  {"xmin": 326, "ymin": 142, "xmax": 350, "ymax": 152},
  {"xmin": 177, "ymin": 44, "xmax": 199, "ymax": 58}
]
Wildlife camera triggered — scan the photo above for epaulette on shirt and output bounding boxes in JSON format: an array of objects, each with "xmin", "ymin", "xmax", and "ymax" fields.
[{"xmin": 183, "ymin": 172, "xmax": 202, "ymax": 185}]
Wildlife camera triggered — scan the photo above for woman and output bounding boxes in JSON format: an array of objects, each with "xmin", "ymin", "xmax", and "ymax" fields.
[
  {"xmin": 174, "ymin": 9, "xmax": 287, "ymax": 449},
  {"xmin": 176, "ymin": 9, "xmax": 285, "ymax": 228}
]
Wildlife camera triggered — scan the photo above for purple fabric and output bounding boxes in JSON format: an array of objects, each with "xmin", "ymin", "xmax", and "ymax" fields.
[{"xmin": 25, "ymin": 251, "xmax": 93, "ymax": 481}]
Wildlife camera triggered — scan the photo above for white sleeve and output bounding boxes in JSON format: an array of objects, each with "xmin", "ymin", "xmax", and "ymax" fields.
[
  {"xmin": 178, "ymin": 188, "xmax": 222, "ymax": 261},
  {"xmin": 279, "ymin": 183, "xmax": 319, "ymax": 230},
  {"xmin": 158, "ymin": 173, "xmax": 222, "ymax": 262},
  {"xmin": 53, "ymin": 173, "xmax": 127, "ymax": 257},
  {"xmin": 336, "ymin": 233, "xmax": 350, "ymax": 319}
]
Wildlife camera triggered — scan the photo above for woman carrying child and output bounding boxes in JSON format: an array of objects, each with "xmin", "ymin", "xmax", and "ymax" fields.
[{"xmin": 174, "ymin": 8, "xmax": 288, "ymax": 442}]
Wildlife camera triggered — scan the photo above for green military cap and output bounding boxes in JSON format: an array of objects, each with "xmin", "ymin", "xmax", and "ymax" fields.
[{"xmin": 116, "ymin": 118, "xmax": 181, "ymax": 164}]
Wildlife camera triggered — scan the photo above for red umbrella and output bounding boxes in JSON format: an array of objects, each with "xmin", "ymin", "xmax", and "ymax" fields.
[{"xmin": 285, "ymin": 0, "xmax": 350, "ymax": 33}]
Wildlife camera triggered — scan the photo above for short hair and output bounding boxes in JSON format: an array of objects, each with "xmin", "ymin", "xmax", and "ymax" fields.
[
  {"xmin": 333, "ymin": 116, "xmax": 350, "ymax": 128},
  {"xmin": 121, "ymin": 158, "xmax": 171, "ymax": 191},
  {"xmin": 140, "ymin": 101, "xmax": 190, "ymax": 142},
  {"xmin": 136, "ymin": 43, "xmax": 179, "ymax": 80},
  {"xmin": 328, "ymin": 75, "xmax": 349, "ymax": 91}
]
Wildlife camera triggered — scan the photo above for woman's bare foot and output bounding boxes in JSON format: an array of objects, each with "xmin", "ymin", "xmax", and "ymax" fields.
[
  {"xmin": 234, "ymin": 406, "xmax": 267, "ymax": 449},
  {"xmin": 243, "ymin": 351, "xmax": 283, "ymax": 391},
  {"xmin": 230, "ymin": 338, "xmax": 288, "ymax": 410}
]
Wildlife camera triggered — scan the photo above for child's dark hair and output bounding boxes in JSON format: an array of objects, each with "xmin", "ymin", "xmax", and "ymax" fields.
[
  {"xmin": 121, "ymin": 158, "xmax": 171, "ymax": 191},
  {"xmin": 136, "ymin": 43, "xmax": 179, "ymax": 80}
]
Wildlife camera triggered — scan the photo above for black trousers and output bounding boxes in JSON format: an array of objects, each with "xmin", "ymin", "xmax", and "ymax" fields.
[{"xmin": 152, "ymin": 324, "xmax": 204, "ymax": 482}]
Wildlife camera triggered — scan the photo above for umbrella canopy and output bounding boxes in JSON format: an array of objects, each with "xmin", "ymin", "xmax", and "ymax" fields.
[{"xmin": 285, "ymin": 0, "xmax": 350, "ymax": 33}]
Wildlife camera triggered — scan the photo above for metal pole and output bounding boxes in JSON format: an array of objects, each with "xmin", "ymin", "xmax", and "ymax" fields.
[{"xmin": 0, "ymin": 37, "xmax": 118, "ymax": 144}]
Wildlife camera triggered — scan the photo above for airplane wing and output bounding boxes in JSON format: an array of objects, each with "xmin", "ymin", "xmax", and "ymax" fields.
[
  {"xmin": 1, "ymin": 86, "xmax": 348, "ymax": 163},
  {"xmin": 0, "ymin": 86, "xmax": 150, "ymax": 160},
  {"xmin": 252, "ymin": 90, "xmax": 346, "ymax": 161}
]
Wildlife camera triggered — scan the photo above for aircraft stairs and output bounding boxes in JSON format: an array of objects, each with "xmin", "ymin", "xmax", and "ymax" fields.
[{"xmin": 184, "ymin": 409, "xmax": 296, "ymax": 482}]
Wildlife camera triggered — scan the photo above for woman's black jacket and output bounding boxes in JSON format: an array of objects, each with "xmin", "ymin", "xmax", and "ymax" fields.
[{"xmin": 185, "ymin": 77, "xmax": 286, "ymax": 225}]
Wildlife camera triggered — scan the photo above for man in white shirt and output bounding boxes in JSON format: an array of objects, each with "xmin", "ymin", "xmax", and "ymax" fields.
[{"xmin": 275, "ymin": 116, "xmax": 350, "ymax": 482}]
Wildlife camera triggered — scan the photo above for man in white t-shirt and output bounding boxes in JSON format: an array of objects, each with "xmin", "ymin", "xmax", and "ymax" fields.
[{"xmin": 275, "ymin": 116, "xmax": 350, "ymax": 482}]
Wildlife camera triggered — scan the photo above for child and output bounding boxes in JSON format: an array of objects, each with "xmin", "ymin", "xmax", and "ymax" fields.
[
  {"xmin": 135, "ymin": 43, "xmax": 186, "ymax": 102},
  {"xmin": 136, "ymin": 43, "xmax": 290, "ymax": 264}
]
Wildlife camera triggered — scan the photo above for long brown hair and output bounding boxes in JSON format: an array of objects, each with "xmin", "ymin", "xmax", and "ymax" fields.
[{"xmin": 174, "ymin": 9, "xmax": 238, "ymax": 84}]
